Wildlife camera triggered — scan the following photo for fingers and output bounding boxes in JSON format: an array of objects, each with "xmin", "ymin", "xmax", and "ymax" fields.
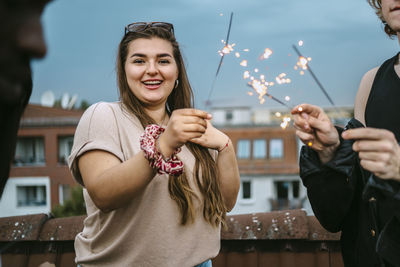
[
  {"xmin": 296, "ymin": 130, "xmax": 314, "ymax": 144},
  {"xmin": 307, "ymin": 116, "xmax": 332, "ymax": 133},
  {"xmin": 293, "ymin": 113, "xmax": 312, "ymax": 133},
  {"xmin": 291, "ymin": 103, "xmax": 322, "ymax": 117},
  {"xmin": 181, "ymin": 115, "xmax": 207, "ymax": 128},
  {"xmin": 353, "ymin": 140, "xmax": 393, "ymax": 152},
  {"xmin": 342, "ymin": 128, "xmax": 395, "ymax": 141},
  {"xmin": 359, "ymin": 159, "xmax": 386, "ymax": 176},
  {"xmin": 176, "ymin": 108, "xmax": 212, "ymax": 120},
  {"xmin": 358, "ymin": 151, "xmax": 389, "ymax": 162}
]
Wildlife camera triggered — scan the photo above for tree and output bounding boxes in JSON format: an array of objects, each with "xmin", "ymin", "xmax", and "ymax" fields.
[
  {"xmin": 51, "ymin": 186, "xmax": 86, "ymax": 218},
  {"xmin": 79, "ymin": 100, "xmax": 90, "ymax": 110}
]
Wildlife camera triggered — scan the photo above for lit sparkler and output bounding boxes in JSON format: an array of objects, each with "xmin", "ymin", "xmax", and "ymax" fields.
[
  {"xmin": 206, "ymin": 12, "xmax": 234, "ymax": 106},
  {"xmin": 292, "ymin": 44, "xmax": 337, "ymax": 108}
]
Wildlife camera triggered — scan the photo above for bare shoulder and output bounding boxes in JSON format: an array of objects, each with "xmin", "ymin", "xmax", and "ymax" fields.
[{"xmin": 354, "ymin": 67, "xmax": 379, "ymax": 125}]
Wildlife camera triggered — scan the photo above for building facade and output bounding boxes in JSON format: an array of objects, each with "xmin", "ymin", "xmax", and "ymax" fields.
[
  {"xmin": 0, "ymin": 104, "xmax": 83, "ymax": 217},
  {"xmin": 210, "ymin": 104, "xmax": 313, "ymax": 215}
]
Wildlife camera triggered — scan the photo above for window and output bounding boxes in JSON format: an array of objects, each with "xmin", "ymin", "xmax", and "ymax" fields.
[
  {"xmin": 242, "ymin": 181, "xmax": 251, "ymax": 199},
  {"xmin": 17, "ymin": 186, "xmax": 47, "ymax": 207},
  {"xmin": 58, "ymin": 136, "xmax": 74, "ymax": 164},
  {"xmin": 237, "ymin": 139, "xmax": 250, "ymax": 159},
  {"xmin": 269, "ymin": 138, "xmax": 283, "ymax": 159},
  {"xmin": 225, "ymin": 110, "xmax": 233, "ymax": 122},
  {"xmin": 253, "ymin": 139, "xmax": 266, "ymax": 159},
  {"xmin": 272, "ymin": 180, "xmax": 301, "ymax": 210},
  {"xmin": 14, "ymin": 137, "xmax": 45, "ymax": 166},
  {"xmin": 59, "ymin": 184, "xmax": 71, "ymax": 205}
]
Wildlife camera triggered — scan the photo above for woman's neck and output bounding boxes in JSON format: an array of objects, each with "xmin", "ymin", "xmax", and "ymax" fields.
[{"xmin": 144, "ymin": 105, "xmax": 168, "ymax": 125}]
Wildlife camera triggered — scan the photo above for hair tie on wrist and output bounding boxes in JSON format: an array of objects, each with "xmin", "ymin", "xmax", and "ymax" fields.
[
  {"xmin": 140, "ymin": 124, "xmax": 183, "ymax": 175},
  {"xmin": 218, "ymin": 139, "xmax": 229, "ymax": 153}
]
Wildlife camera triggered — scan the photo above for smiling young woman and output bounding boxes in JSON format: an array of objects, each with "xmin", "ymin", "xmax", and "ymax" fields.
[{"xmin": 68, "ymin": 22, "xmax": 240, "ymax": 267}]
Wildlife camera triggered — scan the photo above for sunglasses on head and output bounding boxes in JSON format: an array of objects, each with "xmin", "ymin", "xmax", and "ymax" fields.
[{"xmin": 124, "ymin": 22, "xmax": 174, "ymax": 35}]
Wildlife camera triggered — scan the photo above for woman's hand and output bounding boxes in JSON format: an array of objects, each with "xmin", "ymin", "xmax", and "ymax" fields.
[
  {"xmin": 291, "ymin": 104, "xmax": 340, "ymax": 164},
  {"xmin": 343, "ymin": 128, "xmax": 400, "ymax": 182},
  {"xmin": 190, "ymin": 120, "xmax": 229, "ymax": 150},
  {"xmin": 158, "ymin": 109, "xmax": 211, "ymax": 157}
]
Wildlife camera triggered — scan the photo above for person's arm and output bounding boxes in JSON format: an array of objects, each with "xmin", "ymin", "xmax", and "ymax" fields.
[
  {"xmin": 190, "ymin": 121, "xmax": 240, "ymax": 212},
  {"xmin": 291, "ymin": 105, "xmax": 361, "ymax": 232},
  {"xmin": 354, "ymin": 67, "xmax": 379, "ymax": 125},
  {"xmin": 215, "ymin": 139, "xmax": 240, "ymax": 211},
  {"xmin": 345, "ymin": 66, "xmax": 400, "ymax": 182},
  {"xmin": 78, "ymin": 150, "xmax": 155, "ymax": 212},
  {"xmin": 78, "ymin": 107, "xmax": 210, "ymax": 213},
  {"xmin": 299, "ymin": 127, "xmax": 359, "ymax": 232}
]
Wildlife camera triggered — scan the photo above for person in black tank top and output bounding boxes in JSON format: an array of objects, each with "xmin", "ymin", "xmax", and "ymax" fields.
[
  {"xmin": 290, "ymin": 0, "xmax": 400, "ymax": 266},
  {"xmin": 365, "ymin": 53, "xmax": 400, "ymax": 141}
]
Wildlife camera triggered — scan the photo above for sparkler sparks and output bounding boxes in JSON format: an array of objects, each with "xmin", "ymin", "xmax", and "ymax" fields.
[
  {"xmin": 218, "ymin": 43, "xmax": 235, "ymax": 56},
  {"xmin": 261, "ymin": 48, "xmax": 273, "ymax": 59},
  {"xmin": 240, "ymin": 60, "xmax": 248, "ymax": 67},
  {"xmin": 298, "ymin": 40, "xmax": 304, "ymax": 46},
  {"xmin": 275, "ymin": 73, "xmax": 291, "ymax": 84},
  {"xmin": 280, "ymin": 116, "xmax": 291, "ymax": 129},
  {"xmin": 243, "ymin": 71, "xmax": 250, "ymax": 79}
]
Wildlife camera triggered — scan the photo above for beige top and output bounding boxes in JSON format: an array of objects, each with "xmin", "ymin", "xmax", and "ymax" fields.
[{"xmin": 68, "ymin": 102, "xmax": 220, "ymax": 267}]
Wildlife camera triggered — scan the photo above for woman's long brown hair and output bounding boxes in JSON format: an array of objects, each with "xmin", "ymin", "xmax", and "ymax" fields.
[{"xmin": 116, "ymin": 27, "xmax": 226, "ymax": 226}]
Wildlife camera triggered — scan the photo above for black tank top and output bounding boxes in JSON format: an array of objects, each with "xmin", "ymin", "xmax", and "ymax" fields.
[{"xmin": 365, "ymin": 53, "xmax": 400, "ymax": 142}]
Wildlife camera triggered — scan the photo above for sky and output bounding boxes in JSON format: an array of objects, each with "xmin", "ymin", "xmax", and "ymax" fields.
[{"xmin": 31, "ymin": 0, "xmax": 399, "ymax": 111}]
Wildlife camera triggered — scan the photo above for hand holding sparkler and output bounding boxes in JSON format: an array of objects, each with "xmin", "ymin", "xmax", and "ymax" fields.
[
  {"xmin": 342, "ymin": 128, "xmax": 400, "ymax": 182},
  {"xmin": 291, "ymin": 104, "xmax": 340, "ymax": 164},
  {"xmin": 190, "ymin": 119, "xmax": 230, "ymax": 152},
  {"xmin": 159, "ymin": 109, "xmax": 211, "ymax": 158}
]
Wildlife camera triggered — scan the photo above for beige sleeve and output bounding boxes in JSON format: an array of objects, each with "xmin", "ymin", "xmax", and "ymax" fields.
[{"xmin": 68, "ymin": 102, "xmax": 124, "ymax": 186}]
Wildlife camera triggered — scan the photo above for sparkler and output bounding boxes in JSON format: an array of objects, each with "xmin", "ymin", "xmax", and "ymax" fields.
[
  {"xmin": 292, "ymin": 44, "xmax": 337, "ymax": 108},
  {"xmin": 246, "ymin": 83, "xmax": 291, "ymax": 109},
  {"xmin": 206, "ymin": 12, "xmax": 234, "ymax": 106}
]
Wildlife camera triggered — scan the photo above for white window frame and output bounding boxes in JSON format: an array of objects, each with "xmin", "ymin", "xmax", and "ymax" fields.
[{"xmin": 238, "ymin": 179, "xmax": 255, "ymax": 204}]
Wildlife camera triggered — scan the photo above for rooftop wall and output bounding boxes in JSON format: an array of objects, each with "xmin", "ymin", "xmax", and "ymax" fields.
[{"xmin": 0, "ymin": 210, "xmax": 343, "ymax": 267}]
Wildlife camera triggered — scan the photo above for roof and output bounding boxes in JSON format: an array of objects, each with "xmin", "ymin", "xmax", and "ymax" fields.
[{"xmin": 20, "ymin": 104, "xmax": 84, "ymax": 127}]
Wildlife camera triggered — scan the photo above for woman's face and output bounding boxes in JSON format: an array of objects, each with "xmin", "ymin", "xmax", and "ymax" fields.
[
  {"xmin": 382, "ymin": 0, "xmax": 400, "ymax": 33},
  {"xmin": 124, "ymin": 37, "xmax": 179, "ymax": 108}
]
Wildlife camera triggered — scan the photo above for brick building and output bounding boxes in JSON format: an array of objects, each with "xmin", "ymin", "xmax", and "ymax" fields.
[
  {"xmin": 0, "ymin": 104, "xmax": 83, "ymax": 217},
  {"xmin": 210, "ymin": 104, "xmax": 312, "ymax": 215}
]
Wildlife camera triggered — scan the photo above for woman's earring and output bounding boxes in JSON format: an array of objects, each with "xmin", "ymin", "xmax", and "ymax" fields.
[{"xmin": 174, "ymin": 79, "xmax": 179, "ymax": 89}]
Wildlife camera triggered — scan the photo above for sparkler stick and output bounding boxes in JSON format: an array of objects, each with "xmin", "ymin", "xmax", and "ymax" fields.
[
  {"xmin": 206, "ymin": 12, "xmax": 234, "ymax": 106},
  {"xmin": 292, "ymin": 44, "xmax": 337, "ymax": 108},
  {"xmin": 246, "ymin": 84, "xmax": 291, "ymax": 109}
]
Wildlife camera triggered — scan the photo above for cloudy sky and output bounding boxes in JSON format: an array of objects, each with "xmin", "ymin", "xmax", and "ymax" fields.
[{"xmin": 31, "ymin": 0, "xmax": 399, "ymax": 110}]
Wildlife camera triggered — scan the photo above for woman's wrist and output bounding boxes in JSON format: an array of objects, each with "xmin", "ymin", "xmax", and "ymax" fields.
[
  {"xmin": 158, "ymin": 133, "xmax": 176, "ymax": 159},
  {"xmin": 217, "ymin": 139, "xmax": 230, "ymax": 152}
]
